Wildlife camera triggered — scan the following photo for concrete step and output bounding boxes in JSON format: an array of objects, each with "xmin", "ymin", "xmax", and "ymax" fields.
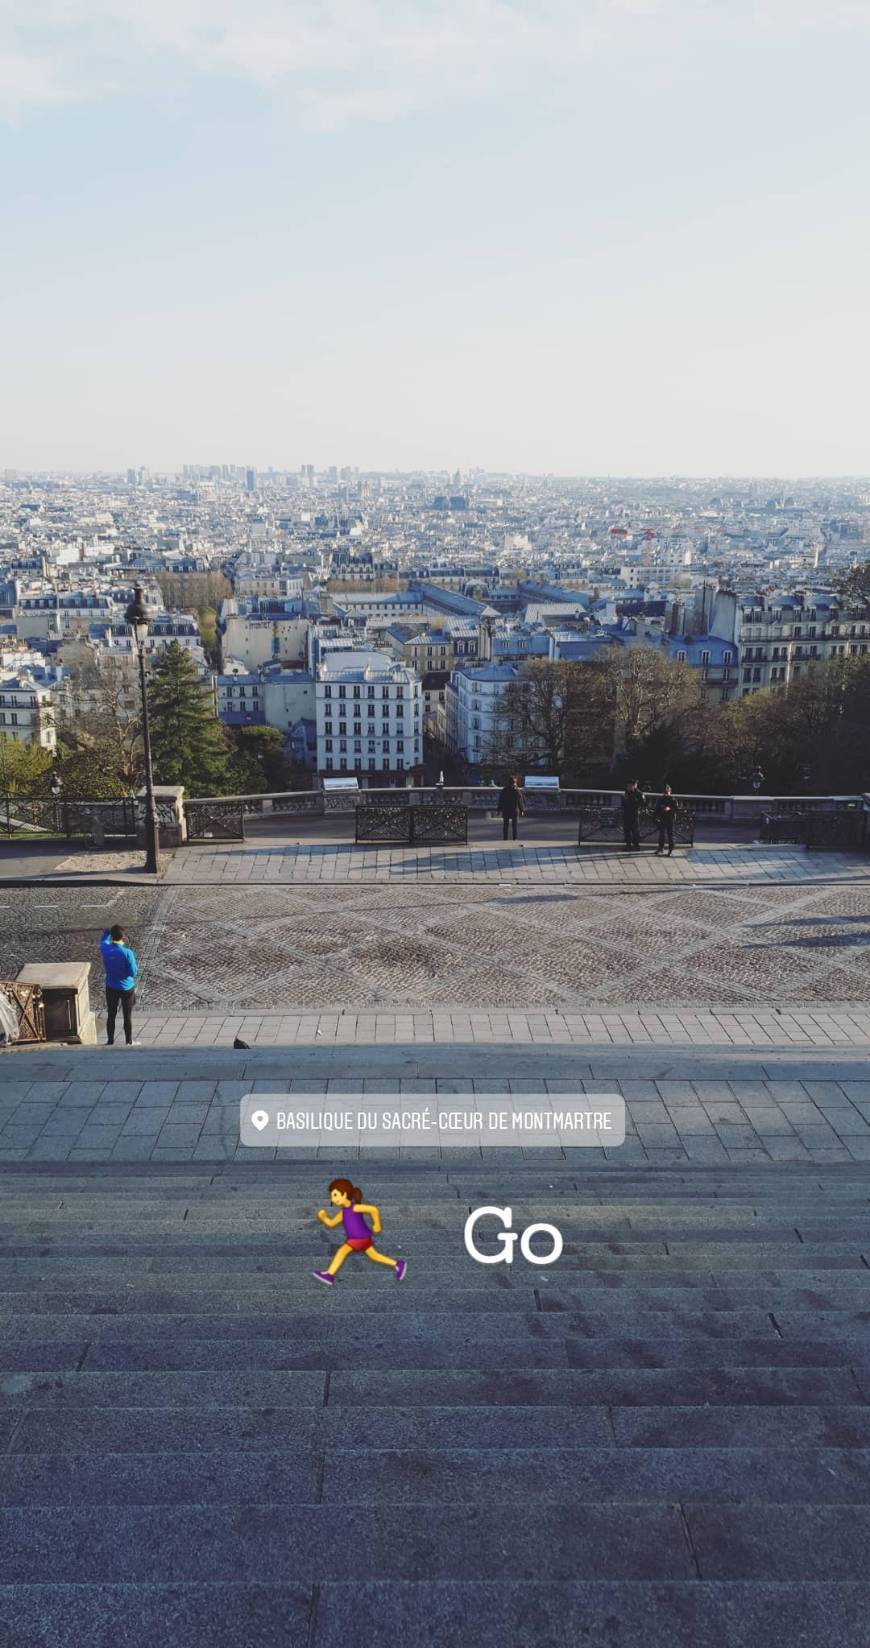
[
  {"xmin": 3, "ymin": 1331, "xmax": 863, "ymax": 1371},
  {"xmin": 3, "ymin": 1446, "xmax": 870, "ymax": 1508},
  {"xmin": 2, "ymin": 1249, "xmax": 867, "ymax": 1276},
  {"xmin": 4, "ymin": 1501, "xmax": 870, "ymax": 1583},
  {"xmin": 3, "ymin": 1131, "xmax": 870, "ymax": 1631},
  {"xmin": 12, "ymin": 1403, "xmax": 870, "ymax": 1457},
  {"xmin": 1, "ymin": 1581, "xmax": 869, "ymax": 1648}
]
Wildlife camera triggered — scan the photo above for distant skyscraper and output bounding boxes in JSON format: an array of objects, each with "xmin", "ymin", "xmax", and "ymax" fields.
[{"xmin": 245, "ymin": 468, "xmax": 257, "ymax": 494}]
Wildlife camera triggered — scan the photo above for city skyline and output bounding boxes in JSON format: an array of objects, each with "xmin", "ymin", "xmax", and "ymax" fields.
[{"xmin": 3, "ymin": 1, "xmax": 870, "ymax": 474}]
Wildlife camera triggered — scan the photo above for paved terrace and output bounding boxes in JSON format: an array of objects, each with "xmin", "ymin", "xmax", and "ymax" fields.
[{"xmin": 3, "ymin": 1040, "xmax": 870, "ymax": 1167}]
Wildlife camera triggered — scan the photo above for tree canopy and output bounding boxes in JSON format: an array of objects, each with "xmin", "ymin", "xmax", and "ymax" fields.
[{"xmin": 147, "ymin": 640, "xmax": 232, "ymax": 795}]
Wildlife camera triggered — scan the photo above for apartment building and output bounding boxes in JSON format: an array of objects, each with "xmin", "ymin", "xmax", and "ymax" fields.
[
  {"xmin": 315, "ymin": 650, "xmax": 423, "ymax": 780},
  {"xmin": 738, "ymin": 593, "xmax": 870, "ymax": 694},
  {"xmin": 446, "ymin": 661, "xmax": 526, "ymax": 768},
  {"xmin": 0, "ymin": 669, "xmax": 59, "ymax": 749}
]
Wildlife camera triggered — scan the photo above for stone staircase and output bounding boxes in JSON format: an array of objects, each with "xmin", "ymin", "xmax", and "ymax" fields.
[{"xmin": 2, "ymin": 1056, "xmax": 870, "ymax": 1645}]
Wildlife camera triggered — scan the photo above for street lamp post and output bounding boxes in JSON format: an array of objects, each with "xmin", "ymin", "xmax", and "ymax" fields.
[{"xmin": 125, "ymin": 586, "xmax": 160, "ymax": 875}]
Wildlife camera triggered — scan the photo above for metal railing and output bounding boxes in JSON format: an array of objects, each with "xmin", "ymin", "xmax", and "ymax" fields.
[
  {"xmin": 0, "ymin": 796, "xmax": 138, "ymax": 840},
  {"xmin": 183, "ymin": 785, "xmax": 866, "ymax": 823},
  {"xmin": 0, "ymin": 982, "xmax": 45, "ymax": 1044}
]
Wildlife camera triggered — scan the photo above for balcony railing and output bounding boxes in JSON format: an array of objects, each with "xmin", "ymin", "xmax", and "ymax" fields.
[{"xmin": 183, "ymin": 785, "xmax": 867, "ymax": 826}]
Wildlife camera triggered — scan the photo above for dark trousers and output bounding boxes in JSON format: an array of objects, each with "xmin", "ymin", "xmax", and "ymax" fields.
[
  {"xmin": 623, "ymin": 821, "xmax": 640, "ymax": 849},
  {"xmin": 106, "ymin": 987, "xmax": 135, "ymax": 1045},
  {"xmin": 658, "ymin": 820, "xmax": 675, "ymax": 852},
  {"xmin": 502, "ymin": 814, "xmax": 518, "ymax": 840}
]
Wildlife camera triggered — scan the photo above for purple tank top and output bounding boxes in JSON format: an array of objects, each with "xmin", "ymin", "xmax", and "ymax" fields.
[{"xmin": 342, "ymin": 1205, "xmax": 370, "ymax": 1240}]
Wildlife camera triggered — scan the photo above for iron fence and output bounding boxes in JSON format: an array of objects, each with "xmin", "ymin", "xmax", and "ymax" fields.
[
  {"xmin": 185, "ymin": 800, "xmax": 246, "ymax": 842},
  {"xmin": 355, "ymin": 802, "xmax": 469, "ymax": 845},
  {"xmin": 0, "ymin": 795, "xmax": 137, "ymax": 840},
  {"xmin": 577, "ymin": 805, "xmax": 696, "ymax": 849}
]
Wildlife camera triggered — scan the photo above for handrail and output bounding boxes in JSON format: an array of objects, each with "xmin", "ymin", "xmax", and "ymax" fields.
[{"xmin": 181, "ymin": 786, "xmax": 865, "ymax": 806}]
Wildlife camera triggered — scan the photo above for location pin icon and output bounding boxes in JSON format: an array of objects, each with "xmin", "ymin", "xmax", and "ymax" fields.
[{"xmin": 251, "ymin": 1109, "xmax": 269, "ymax": 1132}]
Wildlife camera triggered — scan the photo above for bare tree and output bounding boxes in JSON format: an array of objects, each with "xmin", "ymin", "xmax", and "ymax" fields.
[{"xmin": 62, "ymin": 655, "xmax": 143, "ymax": 790}]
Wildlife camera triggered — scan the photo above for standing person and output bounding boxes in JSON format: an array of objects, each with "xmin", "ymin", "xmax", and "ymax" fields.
[
  {"xmin": 654, "ymin": 784, "xmax": 678, "ymax": 856},
  {"xmin": 621, "ymin": 779, "xmax": 644, "ymax": 851},
  {"xmin": 497, "ymin": 775, "xmax": 525, "ymax": 841},
  {"xmin": 313, "ymin": 1178, "xmax": 407, "ymax": 1287},
  {"xmin": 99, "ymin": 924, "xmax": 139, "ymax": 1047}
]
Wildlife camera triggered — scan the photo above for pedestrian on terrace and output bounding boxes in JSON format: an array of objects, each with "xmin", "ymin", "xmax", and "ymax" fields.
[
  {"xmin": 497, "ymin": 775, "xmax": 525, "ymax": 841},
  {"xmin": 99, "ymin": 924, "xmax": 139, "ymax": 1047},
  {"xmin": 654, "ymin": 785, "xmax": 678, "ymax": 857},
  {"xmin": 621, "ymin": 779, "xmax": 645, "ymax": 851}
]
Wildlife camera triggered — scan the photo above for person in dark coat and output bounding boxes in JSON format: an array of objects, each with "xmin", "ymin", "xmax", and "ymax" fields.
[
  {"xmin": 654, "ymin": 784, "xmax": 678, "ymax": 856},
  {"xmin": 621, "ymin": 780, "xmax": 644, "ymax": 850},
  {"xmin": 497, "ymin": 776, "xmax": 525, "ymax": 841}
]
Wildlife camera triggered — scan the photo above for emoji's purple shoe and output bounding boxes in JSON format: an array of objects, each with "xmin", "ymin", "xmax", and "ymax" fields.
[
  {"xmin": 312, "ymin": 1270, "xmax": 334, "ymax": 1286},
  {"xmin": 395, "ymin": 1259, "xmax": 407, "ymax": 1282}
]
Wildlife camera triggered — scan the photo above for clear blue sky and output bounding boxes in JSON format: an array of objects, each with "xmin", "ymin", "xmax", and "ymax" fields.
[{"xmin": 2, "ymin": 2, "xmax": 869, "ymax": 476}]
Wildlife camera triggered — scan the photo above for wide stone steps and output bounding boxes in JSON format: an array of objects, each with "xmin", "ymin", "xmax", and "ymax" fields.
[{"xmin": 2, "ymin": 1154, "xmax": 870, "ymax": 1644}]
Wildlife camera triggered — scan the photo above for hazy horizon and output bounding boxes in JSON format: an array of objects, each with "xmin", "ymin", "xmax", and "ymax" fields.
[{"xmin": 3, "ymin": 1, "xmax": 869, "ymax": 475}]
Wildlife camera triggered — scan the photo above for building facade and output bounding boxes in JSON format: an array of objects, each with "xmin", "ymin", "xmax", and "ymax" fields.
[{"xmin": 315, "ymin": 650, "xmax": 423, "ymax": 780}]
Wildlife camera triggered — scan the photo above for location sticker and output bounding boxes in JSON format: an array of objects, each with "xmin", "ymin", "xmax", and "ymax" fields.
[{"xmin": 250, "ymin": 1109, "xmax": 270, "ymax": 1132}]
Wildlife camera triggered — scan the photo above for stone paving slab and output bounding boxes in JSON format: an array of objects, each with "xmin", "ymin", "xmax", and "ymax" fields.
[
  {"xmin": 162, "ymin": 836, "xmax": 870, "ymax": 887},
  {"xmin": 5, "ymin": 1039, "xmax": 870, "ymax": 1164}
]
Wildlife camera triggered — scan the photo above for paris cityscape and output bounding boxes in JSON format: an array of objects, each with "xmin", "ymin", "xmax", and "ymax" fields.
[{"xmin": 3, "ymin": 466, "xmax": 869, "ymax": 797}]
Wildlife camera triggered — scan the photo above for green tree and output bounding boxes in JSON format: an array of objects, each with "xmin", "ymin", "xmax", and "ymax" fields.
[
  {"xmin": 0, "ymin": 739, "xmax": 53, "ymax": 795},
  {"xmin": 147, "ymin": 640, "xmax": 232, "ymax": 795},
  {"xmin": 229, "ymin": 726, "xmax": 296, "ymax": 793},
  {"xmin": 55, "ymin": 746, "xmax": 128, "ymax": 800}
]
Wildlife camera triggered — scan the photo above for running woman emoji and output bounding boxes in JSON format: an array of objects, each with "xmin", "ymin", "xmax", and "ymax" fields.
[{"xmin": 313, "ymin": 1178, "xmax": 407, "ymax": 1287}]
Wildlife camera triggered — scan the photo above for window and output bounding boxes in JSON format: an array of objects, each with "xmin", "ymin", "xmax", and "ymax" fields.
[
  {"xmin": 339, "ymin": 739, "xmax": 347, "ymax": 752},
  {"xmin": 324, "ymin": 720, "xmax": 332, "ymax": 735},
  {"xmin": 324, "ymin": 685, "xmax": 332, "ymax": 698},
  {"xmin": 368, "ymin": 739, "xmax": 376, "ymax": 751},
  {"xmin": 325, "ymin": 756, "xmax": 333, "ymax": 769},
  {"xmin": 340, "ymin": 757, "xmax": 347, "ymax": 770},
  {"xmin": 353, "ymin": 721, "xmax": 361, "ymax": 735},
  {"xmin": 700, "ymin": 650, "xmax": 710, "ymax": 666},
  {"xmin": 324, "ymin": 738, "xmax": 333, "ymax": 751},
  {"xmin": 354, "ymin": 740, "xmax": 361, "ymax": 752},
  {"xmin": 676, "ymin": 649, "xmax": 686, "ymax": 663},
  {"xmin": 383, "ymin": 756, "xmax": 390, "ymax": 770},
  {"xmin": 723, "ymin": 650, "xmax": 732, "ymax": 664},
  {"xmin": 369, "ymin": 758, "xmax": 376, "ymax": 771},
  {"xmin": 397, "ymin": 740, "xmax": 404, "ymax": 752},
  {"xmin": 353, "ymin": 685, "xmax": 360, "ymax": 698},
  {"xmin": 368, "ymin": 685, "xmax": 375, "ymax": 697},
  {"xmin": 396, "ymin": 758, "xmax": 404, "ymax": 771}
]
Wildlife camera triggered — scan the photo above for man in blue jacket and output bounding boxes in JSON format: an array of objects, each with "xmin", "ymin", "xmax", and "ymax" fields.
[{"xmin": 99, "ymin": 924, "xmax": 139, "ymax": 1046}]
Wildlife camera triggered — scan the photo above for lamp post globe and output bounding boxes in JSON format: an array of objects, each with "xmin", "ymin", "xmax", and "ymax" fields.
[{"xmin": 125, "ymin": 586, "xmax": 160, "ymax": 875}]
